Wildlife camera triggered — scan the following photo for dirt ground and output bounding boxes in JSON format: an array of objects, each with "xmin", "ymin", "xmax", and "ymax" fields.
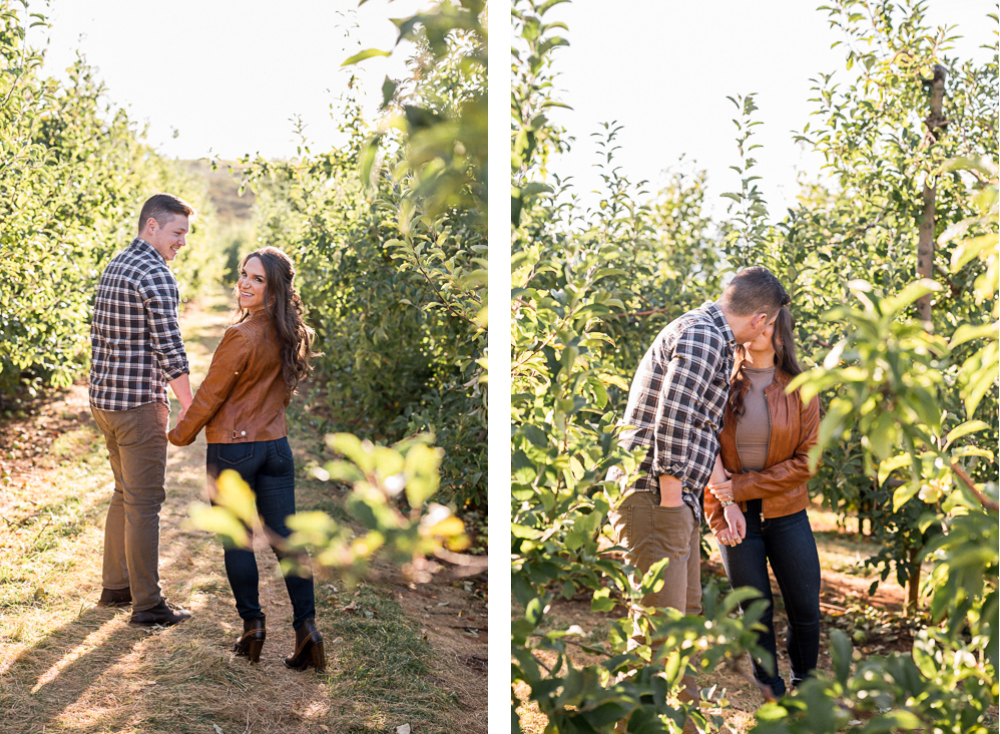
[{"xmin": 0, "ymin": 289, "xmax": 486, "ymax": 734}]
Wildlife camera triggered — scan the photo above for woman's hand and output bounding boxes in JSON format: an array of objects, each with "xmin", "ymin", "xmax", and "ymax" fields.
[{"xmin": 707, "ymin": 478, "xmax": 734, "ymax": 504}]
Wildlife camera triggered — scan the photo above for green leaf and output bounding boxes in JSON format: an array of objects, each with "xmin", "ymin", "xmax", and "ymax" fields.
[
  {"xmin": 893, "ymin": 481, "xmax": 922, "ymax": 512},
  {"xmin": 945, "ymin": 420, "xmax": 991, "ymax": 447},
  {"xmin": 951, "ymin": 446, "xmax": 995, "ymax": 461},
  {"xmin": 404, "ymin": 443, "xmax": 442, "ymax": 508},
  {"xmin": 327, "ymin": 433, "xmax": 375, "ymax": 474},
  {"xmin": 591, "ymin": 587, "xmax": 617, "ymax": 613},
  {"xmin": 951, "ymin": 234, "xmax": 998, "ymax": 271},
  {"xmin": 188, "ymin": 502, "xmax": 250, "ymax": 548},
  {"xmin": 881, "ymin": 278, "xmax": 942, "ymax": 316},
  {"xmin": 639, "ymin": 557, "xmax": 670, "ymax": 595},
  {"xmin": 342, "ymin": 48, "xmax": 392, "ymax": 66},
  {"xmin": 878, "ymin": 453, "xmax": 912, "ymax": 485},
  {"xmin": 860, "ymin": 711, "xmax": 923, "ymax": 733},
  {"xmin": 380, "ymin": 76, "xmax": 398, "ymax": 107},
  {"xmin": 512, "ymin": 523, "xmax": 541, "ymax": 540},
  {"xmin": 829, "ymin": 629, "xmax": 853, "ymax": 685},
  {"xmin": 950, "ymin": 322, "xmax": 999, "ymax": 349}
]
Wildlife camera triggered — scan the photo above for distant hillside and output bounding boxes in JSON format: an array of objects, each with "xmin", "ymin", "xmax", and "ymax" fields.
[{"xmin": 182, "ymin": 159, "xmax": 254, "ymax": 224}]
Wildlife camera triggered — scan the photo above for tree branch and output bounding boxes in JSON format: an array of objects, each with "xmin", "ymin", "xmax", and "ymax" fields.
[{"xmin": 951, "ymin": 463, "xmax": 998, "ymax": 512}]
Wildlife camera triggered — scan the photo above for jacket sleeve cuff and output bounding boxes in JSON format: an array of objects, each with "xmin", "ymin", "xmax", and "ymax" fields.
[
  {"xmin": 703, "ymin": 494, "xmax": 728, "ymax": 534},
  {"xmin": 167, "ymin": 425, "xmax": 195, "ymax": 446},
  {"xmin": 732, "ymin": 471, "xmax": 750, "ymax": 502}
]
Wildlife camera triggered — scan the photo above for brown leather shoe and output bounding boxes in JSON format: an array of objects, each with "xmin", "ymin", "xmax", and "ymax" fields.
[
  {"xmin": 129, "ymin": 599, "xmax": 193, "ymax": 627},
  {"xmin": 283, "ymin": 619, "xmax": 325, "ymax": 672},
  {"xmin": 97, "ymin": 588, "xmax": 132, "ymax": 607},
  {"xmin": 233, "ymin": 615, "xmax": 266, "ymax": 663}
]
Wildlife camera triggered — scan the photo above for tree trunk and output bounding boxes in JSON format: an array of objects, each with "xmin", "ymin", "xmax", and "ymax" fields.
[
  {"xmin": 906, "ymin": 545, "xmax": 921, "ymax": 616},
  {"xmin": 916, "ymin": 65, "xmax": 947, "ymax": 327}
]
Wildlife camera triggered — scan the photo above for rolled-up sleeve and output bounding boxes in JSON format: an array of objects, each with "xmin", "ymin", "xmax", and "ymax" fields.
[
  {"xmin": 651, "ymin": 328, "xmax": 719, "ymax": 487},
  {"xmin": 138, "ymin": 274, "xmax": 189, "ymax": 381}
]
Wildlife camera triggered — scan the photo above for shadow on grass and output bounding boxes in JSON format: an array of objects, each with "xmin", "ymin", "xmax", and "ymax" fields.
[{"xmin": 1, "ymin": 606, "xmax": 137, "ymax": 732}]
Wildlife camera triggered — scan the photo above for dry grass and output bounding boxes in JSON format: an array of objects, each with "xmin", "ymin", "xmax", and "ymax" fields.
[{"xmin": 0, "ymin": 286, "xmax": 486, "ymax": 734}]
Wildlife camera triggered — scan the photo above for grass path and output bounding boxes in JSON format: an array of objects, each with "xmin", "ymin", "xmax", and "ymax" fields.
[{"xmin": 0, "ymin": 288, "xmax": 486, "ymax": 734}]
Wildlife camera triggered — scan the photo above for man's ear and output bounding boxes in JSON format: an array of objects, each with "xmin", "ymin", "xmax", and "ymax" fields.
[{"xmin": 144, "ymin": 217, "xmax": 158, "ymax": 235}]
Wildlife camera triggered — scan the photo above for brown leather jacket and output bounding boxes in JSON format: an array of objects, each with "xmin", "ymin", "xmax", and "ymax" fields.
[
  {"xmin": 704, "ymin": 369, "xmax": 821, "ymax": 534},
  {"xmin": 168, "ymin": 309, "xmax": 290, "ymax": 446}
]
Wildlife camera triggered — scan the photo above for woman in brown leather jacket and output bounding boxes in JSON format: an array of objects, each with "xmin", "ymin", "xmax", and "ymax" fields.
[
  {"xmin": 703, "ymin": 306, "xmax": 821, "ymax": 698},
  {"xmin": 168, "ymin": 247, "xmax": 325, "ymax": 672}
]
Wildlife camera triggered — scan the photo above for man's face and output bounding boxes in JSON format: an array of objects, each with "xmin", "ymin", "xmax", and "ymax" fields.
[
  {"xmin": 734, "ymin": 311, "xmax": 777, "ymax": 345},
  {"xmin": 146, "ymin": 214, "xmax": 189, "ymax": 262}
]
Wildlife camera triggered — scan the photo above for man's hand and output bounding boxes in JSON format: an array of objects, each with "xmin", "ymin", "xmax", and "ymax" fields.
[
  {"xmin": 177, "ymin": 406, "xmax": 188, "ymax": 424},
  {"xmin": 658, "ymin": 474, "xmax": 684, "ymax": 507}
]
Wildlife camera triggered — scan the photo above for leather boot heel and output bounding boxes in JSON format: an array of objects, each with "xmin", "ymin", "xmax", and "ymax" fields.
[
  {"xmin": 233, "ymin": 615, "xmax": 266, "ymax": 664},
  {"xmin": 284, "ymin": 619, "xmax": 325, "ymax": 672},
  {"xmin": 245, "ymin": 637, "xmax": 264, "ymax": 663},
  {"xmin": 308, "ymin": 637, "xmax": 326, "ymax": 672}
]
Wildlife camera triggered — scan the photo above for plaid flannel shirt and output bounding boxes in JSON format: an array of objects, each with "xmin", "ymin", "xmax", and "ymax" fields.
[
  {"xmin": 613, "ymin": 302, "xmax": 736, "ymax": 521},
  {"xmin": 89, "ymin": 238, "xmax": 189, "ymax": 411}
]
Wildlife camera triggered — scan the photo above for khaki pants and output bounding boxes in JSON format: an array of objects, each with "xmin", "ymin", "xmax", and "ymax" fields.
[
  {"xmin": 91, "ymin": 402, "xmax": 169, "ymax": 612},
  {"xmin": 607, "ymin": 491, "xmax": 702, "ymax": 647}
]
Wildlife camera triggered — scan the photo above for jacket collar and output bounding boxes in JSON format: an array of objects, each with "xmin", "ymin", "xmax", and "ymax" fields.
[{"xmin": 765, "ymin": 368, "xmax": 794, "ymax": 392}]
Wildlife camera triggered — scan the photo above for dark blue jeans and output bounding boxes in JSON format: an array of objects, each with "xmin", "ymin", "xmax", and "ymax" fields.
[
  {"xmin": 718, "ymin": 500, "xmax": 821, "ymax": 695},
  {"xmin": 207, "ymin": 438, "xmax": 315, "ymax": 630}
]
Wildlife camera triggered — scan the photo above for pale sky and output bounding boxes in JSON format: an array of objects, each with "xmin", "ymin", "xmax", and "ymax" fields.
[
  {"xmin": 31, "ymin": 0, "xmax": 433, "ymax": 160},
  {"xmin": 538, "ymin": 0, "xmax": 996, "ymax": 220}
]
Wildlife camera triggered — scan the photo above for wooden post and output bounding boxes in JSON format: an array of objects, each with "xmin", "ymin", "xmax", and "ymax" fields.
[
  {"xmin": 916, "ymin": 65, "xmax": 948, "ymax": 327},
  {"xmin": 906, "ymin": 545, "xmax": 921, "ymax": 616}
]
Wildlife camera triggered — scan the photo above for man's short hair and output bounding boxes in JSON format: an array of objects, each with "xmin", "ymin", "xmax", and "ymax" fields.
[
  {"xmin": 721, "ymin": 266, "xmax": 791, "ymax": 318},
  {"xmin": 137, "ymin": 193, "xmax": 195, "ymax": 235}
]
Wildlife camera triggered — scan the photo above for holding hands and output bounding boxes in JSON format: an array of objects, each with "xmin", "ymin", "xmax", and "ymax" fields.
[{"xmin": 708, "ymin": 457, "xmax": 745, "ymax": 547}]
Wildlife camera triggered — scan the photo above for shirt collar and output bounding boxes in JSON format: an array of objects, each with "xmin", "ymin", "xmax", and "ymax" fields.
[
  {"xmin": 131, "ymin": 237, "xmax": 164, "ymax": 262},
  {"xmin": 703, "ymin": 301, "xmax": 737, "ymax": 350}
]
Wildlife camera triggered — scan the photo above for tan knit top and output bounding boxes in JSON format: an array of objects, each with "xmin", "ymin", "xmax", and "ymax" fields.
[{"xmin": 735, "ymin": 365, "xmax": 775, "ymax": 472}]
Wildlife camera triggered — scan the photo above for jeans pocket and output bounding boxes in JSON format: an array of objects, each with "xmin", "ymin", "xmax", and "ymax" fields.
[
  {"xmin": 218, "ymin": 442, "xmax": 254, "ymax": 466},
  {"xmin": 653, "ymin": 503, "xmax": 695, "ymax": 552},
  {"xmin": 275, "ymin": 437, "xmax": 293, "ymax": 462}
]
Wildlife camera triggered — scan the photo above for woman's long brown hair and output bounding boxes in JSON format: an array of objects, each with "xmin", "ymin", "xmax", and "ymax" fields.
[
  {"xmin": 234, "ymin": 247, "xmax": 314, "ymax": 394},
  {"xmin": 729, "ymin": 306, "xmax": 802, "ymax": 416}
]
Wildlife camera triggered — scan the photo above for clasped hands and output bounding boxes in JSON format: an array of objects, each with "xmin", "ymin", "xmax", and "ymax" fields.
[{"xmin": 707, "ymin": 469, "xmax": 746, "ymax": 548}]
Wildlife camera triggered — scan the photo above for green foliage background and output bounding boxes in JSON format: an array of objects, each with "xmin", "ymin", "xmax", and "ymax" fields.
[
  {"xmin": 511, "ymin": 0, "xmax": 998, "ymax": 731},
  {"xmin": 237, "ymin": 0, "xmax": 487, "ymax": 518},
  {"xmin": 0, "ymin": 3, "xmax": 221, "ymax": 394}
]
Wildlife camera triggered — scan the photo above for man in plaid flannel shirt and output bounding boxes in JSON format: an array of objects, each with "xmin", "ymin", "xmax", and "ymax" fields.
[
  {"xmin": 608, "ymin": 267, "xmax": 789, "ymax": 726},
  {"xmin": 89, "ymin": 194, "xmax": 196, "ymax": 626}
]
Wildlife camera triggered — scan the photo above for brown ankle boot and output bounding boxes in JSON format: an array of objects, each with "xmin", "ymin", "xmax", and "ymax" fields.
[
  {"xmin": 283, "ymin": 618, "xmax": 325, "ymax": 672},
  {"xmin": 233, "ymin": 615, "xmax": 266, "ymax": 663}
]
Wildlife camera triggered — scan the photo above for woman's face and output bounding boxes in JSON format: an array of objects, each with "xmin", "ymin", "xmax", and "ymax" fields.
[
  {"xmin": 746, "ymin": 322, "xmax": 778, "ymax": 353},
  {"xmin": 238, "ymin": 256, "xmax": 267, "ymax": 311}
]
